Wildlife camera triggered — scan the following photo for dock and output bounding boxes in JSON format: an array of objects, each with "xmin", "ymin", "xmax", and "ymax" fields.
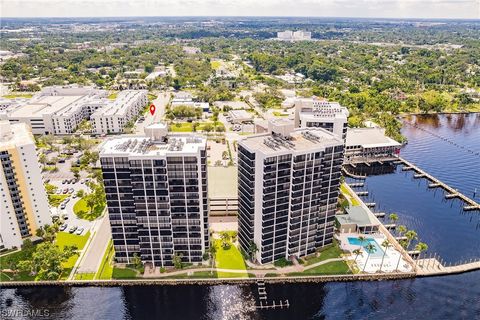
[
  {"xmin": 348, "ymin": 183, "xmax": 365, "ymax": 188},
  {"xmin": 255, "ymin": 279, "xmax": 290, "ymax": 310},
  {"xmin": 374, "ymin": 212, "xmax": 386, "ymax": 218},
  {"xmin": 356, "ymin": 191, "xmax": 369, "ymax": 196},
  {"xmin": 365, "ymin": 202, "xmax": 376, "ymax": 208},
  {"xmin": 398, "ymin": 157, "xmax": 480, "ymax": 211},
  {"xmin": 416, "ymin": 257, "xmax": 480, "ymax": 276}
]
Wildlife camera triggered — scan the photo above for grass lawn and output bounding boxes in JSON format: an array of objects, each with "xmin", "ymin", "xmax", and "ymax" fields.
[
  {"xmin": 74, "ymin": 273, "xmax": 95, "ymax": 280},
  {"xmin": 2, "ymin": 94, "xmax": 33, "ymax": 99},
  {"xmin": 0, "ymin": 246, "xmax": 37, "ymax": 281},
  {"xmin": 48, "ymin": 194, "xmax": 69, "ymax": 207},
  {"xmin": 273, "ymin": 111, "xmax": 289, "ymax": 117},
  {"xmin": 302, "ymin": 241, "xmax": 343, "ymax": 266},
  {"xmin": 214, "ymin": 239, "xmax": 248, "ymax": 278},
  {"xmin": 169, "ymin": 122, "xmax": 193, "ymax": 132},
  {"xmin": 96, "ymin": 240, "xmax": 114, "ymax": 280},
  {"xmin": 163, "ymin": 271, "xmax": 218, "ymax": 279},
  {"xmin": 112, "ymin": 267, "xmax": 139, "ymax": 279},
  {"xmin": 288, "ymin": 261, "xmax": 351, "ymax": 276},
  {"xmin": 57, "ymin": 231, "xmax": 90, "ymax": 280},
  {"xmin": 73, "ymin": 198, "xmax": 105, "ymax": 221},
  {"xmin": 211, "ymin": 61, "xmax": 222, "ymax": 70},
  {"xmin": 340, "ymin": 183, "xmax": 360, "ymax": 206}
]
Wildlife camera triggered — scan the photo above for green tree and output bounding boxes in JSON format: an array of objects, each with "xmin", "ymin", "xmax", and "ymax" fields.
[
  {"xmin": 363, "ymin": 243, "xmax": 377, "ymax": 272},
  {"xmin": 71, "ymin": 167, "xmax": 80, "ymax": 180},
  {"xmin": 248, "ymin": 241, "xmax": 259, "ymax": 262},
  {"xmin": 353, "ymin": 248, "xmax": 363, "ymax": 263},
  {"xmin": 380, "ymin": 240, "xmax": 392, "ymax": 272},
  {"xmin": 131, "ymin": 253, "xmax": 143, "ymax": 270},
  {"xmin": 173, "ymin": 252, "xmax": 184, "ymax": 269}
]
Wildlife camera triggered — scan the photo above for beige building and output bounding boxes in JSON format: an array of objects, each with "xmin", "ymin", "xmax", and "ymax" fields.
[{"xmin": 0, "ymin": 121, "xmax": 51, "ymax": 249}]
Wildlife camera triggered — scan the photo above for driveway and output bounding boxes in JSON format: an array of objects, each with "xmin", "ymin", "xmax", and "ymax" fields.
[{"xmin": 135, "ymin": 92, "xmax": 170, "ymax": 134}]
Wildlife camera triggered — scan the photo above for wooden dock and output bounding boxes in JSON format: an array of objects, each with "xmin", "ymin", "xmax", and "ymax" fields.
[
  {"xmin": 416, "ymin": 258, "xmax": 480, "ymax": 276},
  {"xmin": 398, "ymin": 157, "xmax": 480, "ymax": 211},
  {"xmin": 255, "ymin": 279, "xmax": 290, "ymax": 310}
]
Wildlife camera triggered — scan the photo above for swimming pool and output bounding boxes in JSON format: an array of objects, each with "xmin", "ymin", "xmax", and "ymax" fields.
[{"xmin": 348, "ymin": 237, "xmax": 385, "ymax": 257}]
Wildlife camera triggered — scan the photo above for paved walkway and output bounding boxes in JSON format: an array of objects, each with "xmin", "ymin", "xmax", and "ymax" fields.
[
  {"xmin": 143, "ymin": 257, "xmax": 346, "ymax": 278},
  {"xmin": 71, "ymin": 213, "xmax": 111, "ymax": 277},
  {"xmin": 416, "ymin": 258, "xmax": 480, "ymax": 276}
]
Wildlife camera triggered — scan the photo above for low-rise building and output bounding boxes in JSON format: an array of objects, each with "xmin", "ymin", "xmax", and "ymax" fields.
[
  {"xmin": 91, "ymin": 90, "xmax": 148, "ymax": 134},
  {"xmin": 228, "ymin": 110, "xmax": 253, "ymax": 124},
  {"xmin": 345, "ymin": 128, "xmax": 401, "ymax": 164},
  {"xmin": 336, "ymin": 206, "xmax": 380, "ymax": 234},
  {"xmin": 1, "ymin": 86, "xmax": 147, "ymax": 135},
  {"xmin": 277, "ymin": 30, "xmax": 312, "ymax": 41},
  {"xmin": 0, "ymin": 121, "xmax": 51, "ymax": 249}
]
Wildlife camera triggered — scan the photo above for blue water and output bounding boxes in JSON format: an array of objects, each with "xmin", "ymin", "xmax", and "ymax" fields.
[{"xmin": 347, "ymin": 237, "xmax": 384, "ymax": 257}]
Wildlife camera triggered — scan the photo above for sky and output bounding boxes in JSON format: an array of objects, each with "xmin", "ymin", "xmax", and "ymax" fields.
[{"xmin": 2, "ymin": 0, "xmax": 480, "ymax": 19}]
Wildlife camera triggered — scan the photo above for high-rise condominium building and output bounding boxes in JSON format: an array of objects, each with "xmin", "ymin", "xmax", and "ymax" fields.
[
  {"xmin": 0, "ymin": 121, "xmax": 51, "ymax": 249},
  {"xmin": 293, "ymin": 97, "xmax": 349, "ymax": 139},
  {"xmin": 99, "ymin": 124, "xmax": 208, "ymax": 267},
  {"xmin": 238, "ymin": 120, "xmax": 344, "ymax": 264}
]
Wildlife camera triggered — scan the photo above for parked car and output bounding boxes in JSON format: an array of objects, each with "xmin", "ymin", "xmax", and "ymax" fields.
[
  {"xmin": 60, "ymin": 203, "xmax": 66, "ymax": 210},
  {"xmin": 58, "ymin": 159, "xmax": 66, "ymax": 163},
  {"xmin": 59, "ymin": 223, "xmax": 68, "ymax": 231},
  {"xmin": 64, "ymin": 198, "xmax": 70, "ymax": 204},
  {"xmin": 63, "ymin": 189, "xmax": 68, "ymax": 194},
  {"xmin": 69, "ymin": 226, "xmax": 78, "ymax": 233},
  {"xmin": 75, "ymin": 227, "xmax": 84, "ymax": 235},
  {"xmin": 62, "ymin": 179, "xmax": 67, "ymax": 184},
  {"xmin": 69, "ymin": 188, "xmax": 74, "ymax": 193},
  {"xmin": 72, "ymin": 194, "xmax": 77, "ymax": 199},
  {"xmin": 56, "ymin": 189, "xmax": 62, "ymax": 194}
]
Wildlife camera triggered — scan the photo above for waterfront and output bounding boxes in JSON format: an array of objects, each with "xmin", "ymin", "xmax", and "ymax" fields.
[{"xmin": 1, "ymin": 113, "xmax": 479, "ymax": 319}]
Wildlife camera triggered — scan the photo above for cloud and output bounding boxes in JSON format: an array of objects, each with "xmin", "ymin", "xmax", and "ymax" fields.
[{"xmin": 1, "ymin": 0, "xmax": 479, "ymax": 18}]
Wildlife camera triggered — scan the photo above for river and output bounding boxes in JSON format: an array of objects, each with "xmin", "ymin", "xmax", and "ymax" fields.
[{"xmin": 1, "ymin": 113, "xmax": 479, "ymax": 319}]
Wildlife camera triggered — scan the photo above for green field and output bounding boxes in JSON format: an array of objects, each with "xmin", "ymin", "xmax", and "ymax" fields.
[
  {"xmin": 57, "ymin": 231, "xmax": 90, "ymax": 280},
  {"xmin": 73, "ymin": 198, "xmax": 105, "ymax": 221},
  {"xmin": 74, "ymin": 273, "xmax": 95, "ymax": 280},
  {"xmin": 302, "ymin": 241, "xmax": 343, "ymax": 266},
  {"xmin": 214, "ymin": 239, "xmax": 248, "ymax": 278},
  {"xmin": 288, "ymin": 261, "xmax": 351, "ymax": 276},
  {"xmin": 112, "ymin": 267, "xmax": 138, "ymax": 279},
  {"xmin": 2, "ymin": 94, "xmax": 33, "ymax": 99},
  {"xmin": 169, "ymin": 122, "xmax": 194, "ymax": 132}
]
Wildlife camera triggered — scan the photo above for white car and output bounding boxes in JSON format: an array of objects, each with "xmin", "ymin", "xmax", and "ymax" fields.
[{"xmin": 75, "ymin": 227, "xmax": 84, "ymax": 235}]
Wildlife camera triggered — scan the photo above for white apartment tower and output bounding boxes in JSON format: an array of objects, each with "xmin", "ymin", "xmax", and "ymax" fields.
[
  {"xmin": 99, "ymin": 123, "xmax": 209, "ymax": 267},
  {"xmin": 294, "ymin": 97, "xmax": 349, "ymax": 140},
  {"xmin": 0, "ymin": 121, "xmax": 51, "ymax": 249},
  {"xmin": 237, "ymin": 120, "xmax": 344, "ymax": 264}
]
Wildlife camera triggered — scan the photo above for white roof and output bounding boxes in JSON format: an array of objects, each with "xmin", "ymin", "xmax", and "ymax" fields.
[{"xmin": 346, "ymin": 128, "xmax": 401, "ymax": 148}]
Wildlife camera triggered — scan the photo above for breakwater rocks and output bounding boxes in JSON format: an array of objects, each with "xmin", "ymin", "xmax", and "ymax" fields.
[{"xmin": 0, "ymin": 272, "xmax": 416, "ymax": 287}]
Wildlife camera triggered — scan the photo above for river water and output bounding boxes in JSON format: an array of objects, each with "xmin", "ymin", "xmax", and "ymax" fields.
[{"xmin": 1, "ymin": 113, "xmax": 479, "ymax": 320}]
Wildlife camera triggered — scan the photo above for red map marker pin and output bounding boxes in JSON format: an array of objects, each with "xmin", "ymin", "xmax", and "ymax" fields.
[{"xmin": 149, "ymin": 104, "xmax": 156, "ymax": 116}]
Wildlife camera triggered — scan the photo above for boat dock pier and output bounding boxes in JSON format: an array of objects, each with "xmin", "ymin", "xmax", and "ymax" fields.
[
  {"xmin": 398, "ymin": 157, "xmax": 480, "ymax": 212},
  {"xmin": 255, "ymin": 279, "xmax": 290, "ymax": 310},
  {"xmin": 416, "ymin": 256, "xmax": 480, "ymax": 276}
]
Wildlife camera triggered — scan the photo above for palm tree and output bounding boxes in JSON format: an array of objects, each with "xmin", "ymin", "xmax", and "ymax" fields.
[
  {"xmin": 405, "ymin": 230, "xmax": 418, "ymax": 249},
  {"xmin": 363, "ymin": 243, "xmax": 377, "ymax": 272},
  {"xmin": 358, "ymin": 236, "xmax": 366, "ymax": 247},
  {"xmin": 248, "ymin": 241, "xmax": 259, "ymax": 263},
  {"xmin": 397, "ymin": 225, "xmax": 407, "ymax": 237},
  {"xmin": 209, "ymin": 245, "xmax": 217, "ymax": 274},
  {"xmin": 396, "ymin": 240, "xmax": 408, "ymax": 271},
  {"xmin": 414, "ymin": 242, "xmax": 428, "ymax": 263},
  {"xmin": 380, "ymin": 240, "xmax": 392, "ymax": 272},
  {"xmin": 353, "ymin": 248, "xmax": 363, "ymax": 263},
  {"xmin": 220, "ymin": 232, "xmax": 230, "ymax": 249},
  {"xmin": 389, "ymin": 213, "xmax": 399, "ymax": 224}
]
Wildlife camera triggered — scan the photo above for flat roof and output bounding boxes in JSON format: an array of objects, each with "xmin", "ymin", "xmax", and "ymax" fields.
[
  {"xmin": 0, "ymin": 122, "xmax": 34, "ymax": 149},
  {"xmin": 93, "ymin": 90, "xmax": 146, "ymax": 117},
  {"xmin": 240, "ymin": 127, "xmax": 343, "ymax": 155},
  {"xmin": 100, "ymin": 134, "xmax": 206, "ymax": 158},
  {"xmin": 336, "ymin": 206, "xmax": 379, "ymax": 227},
  {"xmin": 9, "ymin": 95, "xmax": 85, "ymax": 118},
  {"xmin": 208, "ymin": 166, "xmax": 238, "ymax": 198},
  {"xmin": 346, "ymin": 128, "xmax": 401, "ymax": 148}
]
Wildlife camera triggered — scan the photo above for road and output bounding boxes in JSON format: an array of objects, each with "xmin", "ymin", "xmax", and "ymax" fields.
[
  {"xmin": 75, "ymin": 213, "xmax": 112, "ymax": 274},
  {"xmin": 134, "ymin": 92, "xmax": 170, "ymax": 135}
]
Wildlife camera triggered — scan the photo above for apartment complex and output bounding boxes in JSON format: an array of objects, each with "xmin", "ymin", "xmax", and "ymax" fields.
[
  {"xmin": 0, "ymin": 121, "xmax": 51, "ymax": 249},
  {"xmin": 0, "ymin": 86, "xmax": 147, "ymax": 135},
  {"xmin": 277, "ymin": 30, "xmax": 312, "ymax": 41},
  {"xmin": 294, "ymin": 97, "xmax": 349, "ymax": 139},
  {"xmin": 91, "ymin": 90, "xmax": 148, "ymax": 134},
  {"xmin": 237, "ymin": 120, "xmax": 344, "ymax": 264},
  {"xmin": 99, "ymin": 123, "xmax": 209, "ymax": 267}
]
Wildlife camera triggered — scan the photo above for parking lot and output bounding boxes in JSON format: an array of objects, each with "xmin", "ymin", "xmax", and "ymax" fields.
[{"xmin": 48, "ymin": 177, "xmax": 95, "ymax": 235}]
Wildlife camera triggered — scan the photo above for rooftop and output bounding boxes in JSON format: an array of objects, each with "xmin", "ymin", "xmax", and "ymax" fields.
[
  {"xmin": 100, "ymin": 133, "xmax": 206, "ymax": 158},
  {"xmin": 8, "ymin": 95, "xmax": 87, "ymax": 118},
  {"xmin": 92, "ymin": 90, "xmax": 146, "ymax": 117},
  {"xmin": 336, "ymin": 206, "xmax": 379, "ymax": 227},
  {"xmin": 346, "ymin": 127, "xmax": 401, "ymax": 148},
  {"xmin": 240, "ymin": 127, "xmax": 343, "ymax": 155},
  {"xmin": 208, "ymin": 166, "xmax": 238, "ymax": 198},
  {"xmin": 0, "ymin": 121, "xmax": 34, "ymax": 149}
]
